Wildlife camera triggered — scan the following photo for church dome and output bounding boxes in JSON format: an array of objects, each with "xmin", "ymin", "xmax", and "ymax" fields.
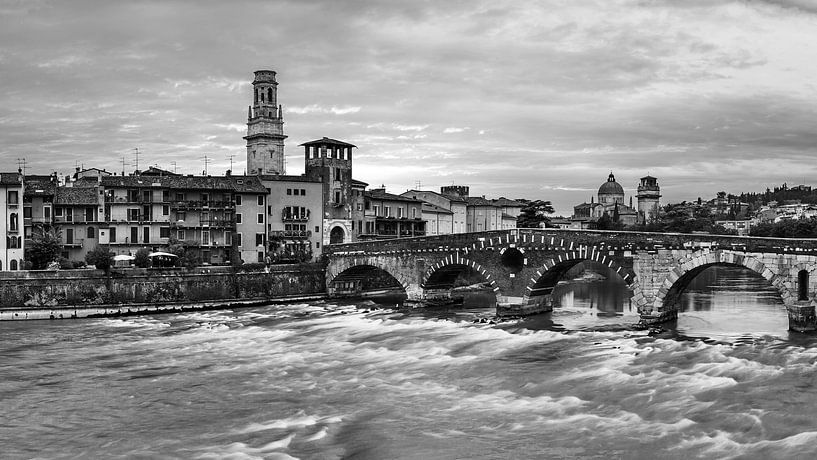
[{"xmin": 598, "ymin": 172, "xmax": 624, "ymax": 197}]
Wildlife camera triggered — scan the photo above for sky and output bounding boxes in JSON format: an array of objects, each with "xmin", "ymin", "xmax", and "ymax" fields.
[{"xmin": 2, "ymin": 0, "xmax": 817, "ymax": 214}]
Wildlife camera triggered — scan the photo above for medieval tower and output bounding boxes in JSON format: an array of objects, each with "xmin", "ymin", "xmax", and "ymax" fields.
[
  {"xmin": 245, "ymin": 70, "xmax": 286, "ymax": 175},
  {"xmin": 637, "ymin": 175, "xmax": 661, "ymax": 224}
]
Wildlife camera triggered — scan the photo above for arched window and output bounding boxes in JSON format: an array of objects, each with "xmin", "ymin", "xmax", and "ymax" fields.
[
  {"xmin": 799, "ymin": 270, "xmax": 809, "ymax": 301},
  {"xmin": 10, "ymin": 259, "xmax": 17, "ymax": 271},
  {"xmin": 87, "ymin": 226, "xmax": 95, "ymax": 238},
  {"xmin": 254, "ymin": 88, "xmax": 258, "ymax": 103},
  {"xmin": 9, "ymin": 213, "xmax": 17, "ymax": 231},
  {"xmin": 267, "ymin": 87, "xmax": 272, "ymax": 102}
]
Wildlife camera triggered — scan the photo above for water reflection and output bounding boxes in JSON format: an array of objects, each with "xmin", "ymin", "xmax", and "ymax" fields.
[{"xmin": 674, "ymin": 265, "xmax": 788, "ymax": 340}]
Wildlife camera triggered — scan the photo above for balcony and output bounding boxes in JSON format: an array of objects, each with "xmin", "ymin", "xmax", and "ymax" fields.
[
  {"xmin": 269, "ymin": 230, "xmax": 312, "ymax": 239},
  {"xmin": 62, "ymin": 238, "xmax": 84, "ymax": 248},
  {"xmin": 281, "ymin": 209, "xmax": 310, "ymax": 222},
  {"xmin": 170, "ymin": 200, "xmax": 235, "ymax": 210},
  {"xmin": 170, "ymin": 218, "xmax": 235, "ymax": 229}
]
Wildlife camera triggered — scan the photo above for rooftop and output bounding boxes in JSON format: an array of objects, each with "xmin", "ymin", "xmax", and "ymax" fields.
[{"xmin": 300, "ymin": 137, "xmax": 357, "ymax": 148}]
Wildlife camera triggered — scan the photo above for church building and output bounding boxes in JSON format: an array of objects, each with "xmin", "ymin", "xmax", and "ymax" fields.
[{"xmin": 570, "ymin": 172, "xmax": 657, "ymax": 229}]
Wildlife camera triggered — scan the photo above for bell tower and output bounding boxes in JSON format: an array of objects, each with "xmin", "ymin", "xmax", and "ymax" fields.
[{"xmin": 245, "ymin": 70, "xmax": 287, "ymax": 175}]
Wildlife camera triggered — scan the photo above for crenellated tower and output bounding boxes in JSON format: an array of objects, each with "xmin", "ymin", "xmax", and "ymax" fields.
[{"xmin": 245, "ymin": 70, "xmax": 286, "ymax": 175}]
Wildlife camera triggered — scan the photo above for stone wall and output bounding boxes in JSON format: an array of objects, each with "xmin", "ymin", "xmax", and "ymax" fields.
[{"xmin": 0, "ymin": 264, "xmax": 325, "ymax": 311}]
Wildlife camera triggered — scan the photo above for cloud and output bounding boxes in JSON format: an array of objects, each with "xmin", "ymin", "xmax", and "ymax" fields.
[
  {"xmin": 287, "ymin": 104, "xmax": 361, "ymax": 115},
  {"xmin": 443, "ymin": 127, "xmax": 469, "ymax": 134}
]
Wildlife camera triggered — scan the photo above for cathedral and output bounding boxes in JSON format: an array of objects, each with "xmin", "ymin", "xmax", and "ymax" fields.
[{"xmin": 571, "ymin": 173, "xmax": 660, "ymax": 228}]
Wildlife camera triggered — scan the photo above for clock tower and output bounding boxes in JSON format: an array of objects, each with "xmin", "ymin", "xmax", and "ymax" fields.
[{"xmin": 245, "ymin": 70, "xmax": 287, "ymax": 175}]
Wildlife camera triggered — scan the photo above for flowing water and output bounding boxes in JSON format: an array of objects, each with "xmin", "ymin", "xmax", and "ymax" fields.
[{"xmin": 3, "ymin": 266, "xmax": 817, "ymax": 459}]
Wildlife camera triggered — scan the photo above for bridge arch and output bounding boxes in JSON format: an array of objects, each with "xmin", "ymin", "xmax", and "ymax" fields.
[
  {"xmin": 524, "ymin": 248, "xmax": 636, "ymax": 301},
  {"xmin": 655, "ymin": 252, "xmax": 791, "ymax": 312},
  {"xmin": 785, "ymin": 262, "xmax": 817, "ymax": 302},
  {"xmin": 421, "ymin": 255, "xmax": 500, "ymax": 294},
  {"xmin": 327, "ymin": 256, "xmax": 411, "ymax": 294}
]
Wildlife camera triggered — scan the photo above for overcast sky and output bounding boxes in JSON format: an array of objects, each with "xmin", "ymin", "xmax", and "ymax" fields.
[{"xmin": 2, "ymin": 0, "xmax": 817, "ymax": 214}]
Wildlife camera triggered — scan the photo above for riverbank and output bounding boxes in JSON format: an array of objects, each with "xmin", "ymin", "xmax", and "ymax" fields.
[{"xmin": 0, "ymin": 264, "xmax": 326, "ymax": 321}]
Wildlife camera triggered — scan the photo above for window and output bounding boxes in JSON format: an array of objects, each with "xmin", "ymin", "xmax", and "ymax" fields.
[
  {"xmin": 257, "ymin": 251, "xmax": 264, "ymax": 263},
  {"xmin": 257, "ymin": 195, "xmax": 264, "ymax": 206},
  {"xmin": 202, "ymin": 230, "xmax": 210, "ymax": 245},
  {"xmin": 357, "ymin": 203, "xmax": 362, "ymax": 211},
  {"xmin": 256, "ymin": 233, "xmax": 264, "ymax": 246},
  {"xmin": 130, "ymin": 227, "xmax": 138, "ymax": 243},
  {"xmin": 162, "ymin": 205, "xmax": 169, "ymax": 216},
  {"xmin": 236, "ymin": 213, "xmax": 242, "ymax": 224},
  {"xmin": 202, "ymin": 193, "xmax": 209, "ymax": 203},
  {"xmin": 315, "ymin": 226, "xmax": 319, "ymax": 233},
  {"xmin": 160, "ymin": 227, "xmax": 170, "ymax": 238},
  {"xmin": 10, "ymin": 259, "xmax": 17, "ymax": 271},
  {"xmin": 65, "ymin": 228, "xmax": 74, "ymax": 244},
  {"xmin": 127, "ymin": 209, "xmax": 139, "ymax": 221},
  {"xmin": 225, "ymin": 231, "xmax": 231, "ymax": 246},
  {"xmin": 398, "ymin": 207, "xmax": 404, "ymax": 218},
  {"xmin": 385, "ymin": 206, "xmax": 391, "ymax": 218},
  {"xmin": 257, "ymin": 213, "xmax": 263, "ymax": 224},
  {"xmin": 143, "ymin": 227, "xmax": 150, "ymax": 243},
  {"xmin": 8, "ymin": 191, "xmax": 18, "ymax": 204},
  {"xmin": 178, "ymin": 230, "xmax": 185, "ymax": 240},
  {"xmin": 43, "ymin": 206, "xmax": 51, "ymax": 220},
  {"xmin": 109, "ymin": 227, "xmax": 116, "ymax": 243},
  {"xmin": 373, "ymin": 205, "xmax": 379, "ymax": 216},
  {"xmin": 334, "ymin": 190, "xmax": 341, "ymax": 203},
  {"xmin": 287, "ymin": 188, "xmax": 292, "ymax": 195},
  {"xmin": 86, "ymin": 208, "xmax": 94, "ymax": 222},
  {"xmin": 162, "ymin": 190, "xmax": 169, "ymax": 202},
  {"xmin": 235, "ymin": 195, "xmax": 242, "ymax": 206},
  {"xmin": 235, "ymin": 233, "xmax": 242, "ymax": 247},
  {"xmin": 23, "ymin": 206, "xmax": 31, "ymax": 218},
  {"xmin": 412, "ymin": 208, "xmax": 417, "ymax": 218},
  {"xmin": 55, "ymin": 207, "xmax": 63, "ymax": 217},
  {"xmin": 87, "ymin": 227, "xmax": 95, "ymax": 238},
  {"xmin": 177, "ymin": 211, "xmax": 186, "ymax": 221},
  {"xmin": 9, "ymin": 213, "xmax": 18, "ymax": 231},
  {"xmin": 176, "ymin": 192, "xmax": 185, "ymax": 201}
]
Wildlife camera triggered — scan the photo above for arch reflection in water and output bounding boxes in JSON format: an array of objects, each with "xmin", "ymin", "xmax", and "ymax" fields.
[
  {"xmin": 548, "ymin": 261, "xmax": 638, "ymax": 330},
  {"xmin": 675, "ymin": 265, "xmax": 787, "ymax": 338}
]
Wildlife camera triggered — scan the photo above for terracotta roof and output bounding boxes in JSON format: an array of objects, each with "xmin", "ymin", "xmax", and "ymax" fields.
[
  {"xmin": 404, "ymin": 189, "xmax": 467, "ymax": 203},
  {"xmin": 465, "ymin": 196, "xmax": 495, "ymax": 206},
  {"xmin": 351, "ymin": 178, "xmax": 369, "ymax": 187},
  {"xmin": 55, "ymin": 186, "xmax": 100, "ymax": 205},
  {"xmin": 0, "ymin": 172, "xmax": 22, "ymax": 186},
  {"xmin": 299, "ymin": 137, "xmax": 357, "ymax": 148},
  {"xmin": 493, "ymin": 197, "xmax": 524, "ymax": 207},
  {"xmin": 365, "ymin": 189, "xmax": 423, "ymax": 203},
  {"xmin": 24, "ymin": 175, "xmax": 57, "ymax": 196},
  {"xmin": 421, "ymin": 203, "xmax": 454, "ymax": 214},
  {"xmin": 90, "ymin": 174, "xmax": 267, "ymax": 193}
]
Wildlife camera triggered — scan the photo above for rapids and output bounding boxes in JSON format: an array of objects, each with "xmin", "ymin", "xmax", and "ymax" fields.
[{"xmin": 2, "ymin": 266, "xmax": 817, "ymax": 459}]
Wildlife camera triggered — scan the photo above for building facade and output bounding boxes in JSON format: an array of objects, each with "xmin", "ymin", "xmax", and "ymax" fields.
[
  {"xmin": 1, "ymin": 172, "xmax": 24, "ymax": 270},
  {"xmin": 362, "ymin": 188, "xmax": 425, "ymax": 239},
  {"xmin": 636, "ymin": 175, "xmax": 661, "ymax": 224},
  {"xmin": 261, "ymin": 175, "xmax": 324, "ymax": 263}
]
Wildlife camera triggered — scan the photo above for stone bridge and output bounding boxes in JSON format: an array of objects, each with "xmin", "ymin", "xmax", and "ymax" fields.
[{"xmin": 323, "ymin": 229, "xmax": 817, "ymax": 332}]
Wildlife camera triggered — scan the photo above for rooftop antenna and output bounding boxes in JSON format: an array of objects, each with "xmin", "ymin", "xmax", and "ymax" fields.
[
  {"xmin": 16, "ymin": 158, "xmax": 27, "ymax": 175},
  {"xmin": 415, "ymin": 180, "xmax": 422, "ymax": 189},
  {"xmin": 226, "ymin": 154, "xmax": 235, "ymax": 172},
  {"xmin": 171, "ymin": 161, "xmax": 177, "ymax": 174},
  {"xmin": 132, "ymin": 147, "xmax": 140, "ymax": 171},
  {"xmin": 121, "ymin": 156, "xmax": 126, "ymax": 176},
  {"xmin": 202, "ymin": 155, "xmax": 211, "ymax": 175}
]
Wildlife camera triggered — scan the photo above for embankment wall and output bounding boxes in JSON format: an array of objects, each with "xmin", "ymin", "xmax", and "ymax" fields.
[{"xmin": 0, "ymin": 264, "xmax": 326, "ymax": 320}]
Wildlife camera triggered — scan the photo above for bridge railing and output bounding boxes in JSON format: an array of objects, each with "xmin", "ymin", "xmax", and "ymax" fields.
[{"xmin": 323, "ymin": 228, "xmax": 817, "ymax": 256}]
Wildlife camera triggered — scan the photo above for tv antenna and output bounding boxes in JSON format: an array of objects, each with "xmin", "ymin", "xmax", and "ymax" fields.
[
  {"xmin": 132, "ymin": 147, "xmax": 140, "ymax": 171},
  {"xmin": 171, "ymin": 161, "xmax": 177, "ymax": 174},
  {"xmin": 16, "ymin": 158, "xmax": 27, "ymax": 174},
  {"xmin": 226, "ymin": 154, "xmax": 235, "ymax": 171},
  {"xmin": 202, "ymin": 155, "xmax": 211, "ymax": 175}
]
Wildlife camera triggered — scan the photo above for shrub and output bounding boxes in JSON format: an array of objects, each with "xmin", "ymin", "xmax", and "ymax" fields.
[
  {"xmin": 134, "ymin": 248, "xmax": 152, "ymax": 268},
  {"xmin": 85, "ymin": 245, "xmax": 115, "ymax": 272}
]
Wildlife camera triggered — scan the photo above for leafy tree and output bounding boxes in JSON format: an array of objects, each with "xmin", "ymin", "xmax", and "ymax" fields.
[
  {"xmin": 517, "ymin": 199, "xmax": 555, "ymax": 228},
  {"xmin": 85, "ymin": 245, "xmax": 115, "ymax": 272},
  {"xmin": 134, "ymin": 248, "xmax": 152, "ymax": 268},
  {"xmin": 596, "ymin": 212, "xmax": 623, "ymax": 230},
  {"xmin": 166, "ymin": 236, "xmax": 200, "ymax": 268},
  {"xmin": 27, "ymin": 226, "xmax": 62, "ymax": 269}
]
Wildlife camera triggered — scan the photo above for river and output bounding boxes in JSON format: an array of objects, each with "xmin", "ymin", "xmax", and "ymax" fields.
[{"xmin": 3, "ymin": 265, "xmax": 817, "ymax": 459}]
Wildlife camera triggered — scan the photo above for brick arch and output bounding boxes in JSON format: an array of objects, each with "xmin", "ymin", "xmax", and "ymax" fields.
[
  {"xmin": 327, "ymin": 256, "xmax": 411, "ymax": 292},
  {"xmin": 524, "ymin": 246, "xmax": 637, "ymax": 297},
  {"xmin": 654, "ymin": 252, "xmax": 792, "ymax": 309},
  {"xmin": 421, "ymin": 254, "xmax": 501, "ymax": 294}
]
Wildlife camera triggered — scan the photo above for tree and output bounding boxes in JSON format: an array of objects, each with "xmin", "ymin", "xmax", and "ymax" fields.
[
  {"xmin": 85, "ymin": 245, "xmax": 115, "ymax": 272},
  {"xmin": 27, "ymin": 226, "xmax": 62, "ymax": 269},
  {"xmin": 134, "ymin": 248, "xmax": 152, "ymax": 268},
  {"xmin": 517, "ymin": 200, "xmax": 555, "ymax": 228}
]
